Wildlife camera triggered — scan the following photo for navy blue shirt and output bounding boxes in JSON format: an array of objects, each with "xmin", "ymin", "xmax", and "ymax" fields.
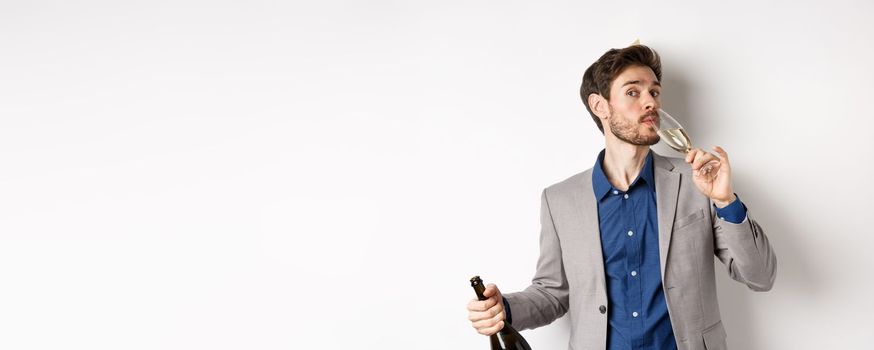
[
  {"xmin": 593, "ymin": 150, "xmax": 675, "ymax": 349},
  {"xmin": 592, "ymin": 149, "xmax": 746, "ymax": 350},
  {"xmin": 504, "ymin": 150, "xmax": 746, "ymax": 349}
]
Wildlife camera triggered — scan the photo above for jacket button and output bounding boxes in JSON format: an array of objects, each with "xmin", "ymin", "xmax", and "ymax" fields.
[{"xmin": 599, "ymin": 305, "xmax": 606, "ymax": 314}]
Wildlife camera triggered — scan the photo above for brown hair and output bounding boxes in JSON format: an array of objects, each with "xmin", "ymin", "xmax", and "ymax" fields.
[{"xmin": 580, "ymin": 45, "xmax": 662, "ymax": 133}]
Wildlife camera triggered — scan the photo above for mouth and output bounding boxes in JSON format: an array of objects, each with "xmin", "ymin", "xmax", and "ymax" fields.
[{"xmin": 641, "ymin": 116, "xmax": 658, "ymax": 128}]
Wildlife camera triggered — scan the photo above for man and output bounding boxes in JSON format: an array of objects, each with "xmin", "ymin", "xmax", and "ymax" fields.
[{"xmin": 466, "ymin": 45, "xmax": 776, "ymax": 350}]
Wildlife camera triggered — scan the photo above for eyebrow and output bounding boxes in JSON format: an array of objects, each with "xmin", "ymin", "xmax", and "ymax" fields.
[{"xmin": 621, "ymin": 80, "xmax": 661, "ymax": 87}]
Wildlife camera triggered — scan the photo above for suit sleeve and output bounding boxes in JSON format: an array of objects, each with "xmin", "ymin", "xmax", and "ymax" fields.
[
  {"xmin": 710, "ymin": 199, "xmax": 777, "ymax": 291},
  {"xmin": 502, "ymin": 189, "xmax": 570, "ymax": 330}
]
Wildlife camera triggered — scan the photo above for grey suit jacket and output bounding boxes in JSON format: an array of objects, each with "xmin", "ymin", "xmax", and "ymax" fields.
[{"xmin": 503, "ymin": 152, "xmax": 776, "ymax": 350}]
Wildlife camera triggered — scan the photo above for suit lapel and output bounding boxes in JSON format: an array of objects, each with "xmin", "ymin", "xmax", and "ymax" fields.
[
  {"xmin": 567, "ymin": 153, "xmax": 677, "ymax": 293},
  {"xmin": 570, "ymin": 170, "xmax": 607, "ymax": 294},
  {"xmin": 653, "ymin": 153, "xmax": 680, "ymax": 281}
]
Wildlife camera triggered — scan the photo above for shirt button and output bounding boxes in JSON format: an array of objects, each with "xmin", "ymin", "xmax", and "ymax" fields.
[
  {"xmin": 632, "ymin": 312, "xmax": 639, "ymax": 318},
  {"xmin": 631, "ymin": 270, "xmax": 637, "ymax": 277},
  {"xmin": 599, "ymin": 305, "xmax": 607, "ymax": 314},
  {"xmin": 624, "ymin": 194, "xmax": 629, "ymax": 199},
  {"xmin": 613, "ymin": 190, "xmax": 619, "ymax": 195},
  {"xmin": 627, "ymin": 230, "xmax": 634, "ymax": 237}
]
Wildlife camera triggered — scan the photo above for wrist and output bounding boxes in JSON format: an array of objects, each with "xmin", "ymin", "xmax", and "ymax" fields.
[{"xmin": 712, "ymin": 193, "xmax": 737, "ymax": 208}]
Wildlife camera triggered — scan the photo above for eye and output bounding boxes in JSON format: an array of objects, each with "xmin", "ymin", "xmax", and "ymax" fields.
[
  {"xmin": 626, "ymin": 90, "xmax": 638, "ymax": 97},
  {"xmin": 651, "ymin": 90, "xmax": 660, "ymax": 97}
]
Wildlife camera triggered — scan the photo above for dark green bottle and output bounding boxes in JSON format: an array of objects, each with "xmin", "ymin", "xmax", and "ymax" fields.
[{"xmin": 470, "ymin": 276, "xmax": 532, "ymax": 350}]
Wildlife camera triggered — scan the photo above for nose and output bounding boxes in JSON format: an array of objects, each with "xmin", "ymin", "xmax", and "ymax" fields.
[{"xmin": 641, "ymin": 93, "xmax": 658, "ymax": 111}]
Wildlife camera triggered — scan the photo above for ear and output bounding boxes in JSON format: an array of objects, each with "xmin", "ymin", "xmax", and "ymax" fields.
[{"xmin": 588, "ymin": 93, "xmax": 610, "ymax": 121}]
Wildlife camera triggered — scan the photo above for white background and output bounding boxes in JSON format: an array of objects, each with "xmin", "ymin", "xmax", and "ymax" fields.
[{"xmin": 2, "ymin": 1, "xmax": 873, "ymax": 349}]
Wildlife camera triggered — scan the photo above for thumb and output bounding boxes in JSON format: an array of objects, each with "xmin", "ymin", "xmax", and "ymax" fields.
[{"xmin": 483, "ymin": 284, "xmax": 501, "ymax": 299}]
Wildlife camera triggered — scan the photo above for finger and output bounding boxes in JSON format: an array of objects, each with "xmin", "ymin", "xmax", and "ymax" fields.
[
  {"xmin": 712, "ymin": 146, "xmax": 726, "ymax": 160},
  {"xmin": 468, "ymin": 304, "xmax": 504, "ymax": 321},
  {"xmin": 483, "ymin": 284, "xmax": 500, "ymax": 298},
  {"xmin": 470, "ymin": 313, "xmax": 504, "ymax": 329},
  {"xmin": 690, "ymin": 148, "xmax": 709, "ymax": 165},
  {"xmin": 694, "ymin": 161, "xmax": 722, "ymax": 178},
  {"xmin": 471, "ymin": 298, "xmax": 504, "ymax": 320},
  {"xmin": 469, "ymin": 309, "xmax": 492, "ymax": 322},
  {"xmin": 467, "ymin": 297, "xmax": 497, "ymax": 312},
  {"xmin": 481, "ymin": 295, "xmax": 498, "ymax": 310},
  {"xmin": 469, "ymin": 306, "xmax": 496, "ymax": 322},
  {"xmin": 690, "ymin": 149, "xmax": 704, "ymax": 169},
  {"xmin": 467, "ymin": 299, "xmax": 486, "ymax": 312},
  {"xmin": 467, "ymin": 299, "xmax": 480, "ymax": 312},
  {"xmin": 472, "ymin": 309, "xmax": 505, "ymax": 329},
  {"xmin": 712, "ymin": 146, "xmax": 731, "ymax": 169},
  {"xmin": 692, "ymin": 151, "xmax": 717, "ymax": 171},
  {"xmin": 685, "ymin": 149, "xmax": 698, "ymax": 163},
  {"xmin": 477, "ymin": 320, "xmax": 505, "ymax": 336}
]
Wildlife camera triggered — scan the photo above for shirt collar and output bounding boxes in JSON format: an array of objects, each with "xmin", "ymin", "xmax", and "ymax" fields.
[{"xmin": 592, "ymin": 149, "xmax": 656, "ymax": 201}]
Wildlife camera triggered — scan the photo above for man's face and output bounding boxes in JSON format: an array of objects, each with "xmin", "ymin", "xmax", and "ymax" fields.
[{"xmin": 605, "ymin": 65, "xmax": 662, "ymax": 146}]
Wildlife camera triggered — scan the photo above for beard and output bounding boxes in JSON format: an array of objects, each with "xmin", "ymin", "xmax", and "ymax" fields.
[{"xmin": 607, "ymin": 106, "xmax": 660, "ymax": 146}]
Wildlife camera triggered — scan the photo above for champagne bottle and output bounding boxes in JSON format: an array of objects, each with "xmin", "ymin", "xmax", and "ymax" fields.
[{"xmin": 470, "ymin": 276, "xmax": 532, "ymax": 350}]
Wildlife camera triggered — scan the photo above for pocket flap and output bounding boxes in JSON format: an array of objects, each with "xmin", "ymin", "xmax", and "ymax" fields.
[
  {"xmin": 702, "ymin": 320, "xmax": 726, "ymax": 350},
  {"xmin": 674, "ymin": 208, "xmax": 705, "ymax": 230}
]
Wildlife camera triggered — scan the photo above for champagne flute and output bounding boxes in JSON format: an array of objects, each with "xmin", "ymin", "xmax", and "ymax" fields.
[{"xmin": 654, "ymin": 108, "xmax": 718, "ymax": 175}]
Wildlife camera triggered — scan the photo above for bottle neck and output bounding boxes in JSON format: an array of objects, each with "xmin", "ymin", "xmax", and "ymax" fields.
[{"xmin": 470, "ymin": 276, "xmax": 488, "ymax": 301}]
